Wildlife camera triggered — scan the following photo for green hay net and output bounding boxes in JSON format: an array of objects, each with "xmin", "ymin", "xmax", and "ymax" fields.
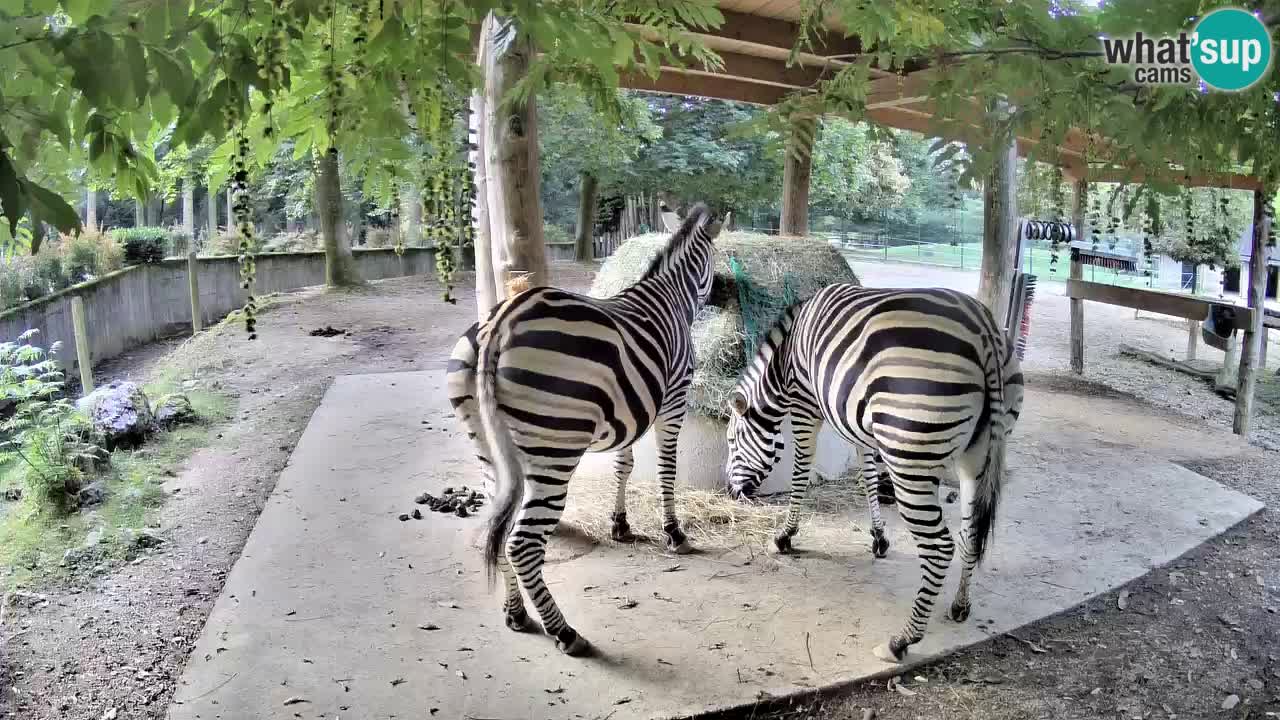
[{"xmin": 730, "ymin": 255, "xmax": 798, "ymax": 362}]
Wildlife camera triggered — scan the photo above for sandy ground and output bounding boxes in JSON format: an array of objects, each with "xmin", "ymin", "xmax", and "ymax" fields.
[{"xmin": 1, "ymin": 257, "xmax": 1278, "ymax": 720}]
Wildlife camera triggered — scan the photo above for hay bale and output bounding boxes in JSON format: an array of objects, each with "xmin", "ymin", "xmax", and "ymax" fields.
[{"xmin": 590, "ymin": 231, "xmax": 859, "ymax": 419}]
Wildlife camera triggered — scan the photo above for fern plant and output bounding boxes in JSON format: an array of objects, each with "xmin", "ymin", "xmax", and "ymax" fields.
[{"xmin": 0, "ymin": 330, "xmax": 106, "ymax": 512}]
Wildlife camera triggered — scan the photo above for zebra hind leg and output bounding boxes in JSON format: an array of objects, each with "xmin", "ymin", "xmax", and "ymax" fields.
[
  {"xmin": 505, "ymin": 454, "xmax": 591, "ymax": 656},
  {"xmin": 857, "ymin": 447, "xmax": 889, "ymax": 559},
  {"xmin": 609, "ymin": 447, "xmax": 637, "ymax": 542},
  {"xmin": 947, "ymin": 440, "xmax": 989, "ymax": 623},
  {"xmin": 872, "ymin": 467, "xmax": 954, "ymax": 664}
]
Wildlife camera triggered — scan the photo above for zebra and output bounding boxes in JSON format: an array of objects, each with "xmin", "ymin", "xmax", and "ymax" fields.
[
  {"xmin": 723, "ymin": 284, "xmax": 1024, "ymax": 664},
  {"xmin": 446, "ymin": 204, "xmax": 723, "ymax": 656}
]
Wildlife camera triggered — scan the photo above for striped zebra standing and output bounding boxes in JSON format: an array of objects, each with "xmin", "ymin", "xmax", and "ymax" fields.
[
  {"xmin": 446, "ymin": 204, "xmax": 723, "ymax": 656},
  {"xmin": 724, "ymin": 284, "xmax": 1024, "ymax": 663}
]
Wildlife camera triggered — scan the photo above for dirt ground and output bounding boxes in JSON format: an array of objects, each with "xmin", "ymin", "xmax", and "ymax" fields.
[{"xmin": 1, "ymin": 259, "xmax": 1279, "ymax": 720}]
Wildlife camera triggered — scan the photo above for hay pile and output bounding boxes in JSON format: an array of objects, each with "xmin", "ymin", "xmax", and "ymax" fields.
[
  {"xmin": 590, "ymin": 231, "xmax": 859, "ymax": 418},
  {"xmin": 561, "ymin": 469, "xmax": 870, "ymax": 553}
]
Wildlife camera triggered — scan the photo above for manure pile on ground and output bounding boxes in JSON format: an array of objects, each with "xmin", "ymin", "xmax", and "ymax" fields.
[{"xmin": 590, "ymin": 231, "xmax": 859, "ymax": 418}]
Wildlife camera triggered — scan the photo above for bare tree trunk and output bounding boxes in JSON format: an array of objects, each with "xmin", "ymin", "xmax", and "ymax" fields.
[
  {"xmin": 484, "ymin": 18, "xmax": 549, "ymax": 293},
  {"xmin": 1233, "ymin": 184, "xmax": 1273, "ymax": 435},
  {"xmin": 575, "ymin": 172, "xmax": 598, "ymax": 261},
  {"xmin": 135, "ymin": 197, "xmax": 145, "ymax": 227},
  {"xmin": 781, "ymin": 116, "xmax": 816, "ymax": 236},
  {"xmin": 206, "ymin": 186, "xmax": 218, "ymax": 245},
  {"xmin": 402, "ymin": 185, "xmax": 422, "ymax": 246},
  {"xmin": 316, "ymin": 148, "xmax": 362, "ymax": 286},
  {"xmin": 182, "ymin": 180, "xmax": 195, "ymax": 251},
  {"xmin": 977, "ymin": 104, "xmax": 1019, "ymax": 326},
  {"xmin": 86, "ymin": 188, "xmax": 97, "ymax": 230}
]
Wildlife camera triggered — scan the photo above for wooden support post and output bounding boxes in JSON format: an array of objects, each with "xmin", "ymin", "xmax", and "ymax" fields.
[
  {"xmin": 780, "ymin": 116, "xmax": 816, "ymax": 236},
  {"xmin": 469, "ymin": 86, "xmax": 497, "ymax": 319},
  {"xmin": 135, "ymin": 197, "xmax": 145, "ymax": 227},
  {"xmin": 86, "ymin": 188, "xmax": 97, "ymax": 230},
  {"xmin": 188, "ymin": 250, "xmax": 202, "ymax": 334},
  {"xmin": 1233, "ymin": 185, "xmax": 1272, "ymax": 435},
  {"xmin": 1069, "ymin": 178, "xmax": 1087, "ymax": 375},
  {"xmin": 485, "ymin": 17, "xmax": 549, "ymax": 292},
  {"xmin": 70, "ymin": 296, "xmax": 94, "ymax": 395},
  {"xmin": 1185, "ymin": 319, "xmax": 1198, "ymax": 361},
  {"xmin": 977, "ymin": 105, "xmax": 1019, "ymax": 327}
]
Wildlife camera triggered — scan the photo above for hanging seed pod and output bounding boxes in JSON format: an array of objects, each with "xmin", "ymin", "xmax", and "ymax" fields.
[
  {"xmin": 349, "ymin": 0, "xmax": 371, "ymax": 80},
  {"xmin": 1088, "ymin": 188, "xmax": 1101, "ymax": 252},
  {"xmin": 232, "ymin": 123, "xmax": 258, "ymax": 340}
]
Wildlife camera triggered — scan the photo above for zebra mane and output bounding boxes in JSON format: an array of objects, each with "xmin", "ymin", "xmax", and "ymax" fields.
[
  {"xmin": 638, "ymin": 203, "xmax": 713, "ymax": 282},
  {"xmin": 738, "ymin": 300, "xmax": 802, "ymax": 395}
]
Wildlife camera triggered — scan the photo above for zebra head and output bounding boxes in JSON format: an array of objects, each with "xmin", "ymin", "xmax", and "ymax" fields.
[{"xmin": 724, "ymin": 389, "xmax": 785, "ymax": 500}]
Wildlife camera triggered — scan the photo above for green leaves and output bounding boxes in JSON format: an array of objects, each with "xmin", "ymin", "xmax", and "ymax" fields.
[{"xmin": 0, "ymin": 150, "xmax": 27, "ymax": 236}]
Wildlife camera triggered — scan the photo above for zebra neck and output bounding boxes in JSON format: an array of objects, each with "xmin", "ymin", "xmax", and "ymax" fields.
[{"xmin": 635, "ymin": 241, "xmax": 711, "ymax": 319}]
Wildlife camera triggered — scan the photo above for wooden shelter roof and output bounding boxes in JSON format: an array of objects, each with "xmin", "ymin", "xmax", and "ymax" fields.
[{"xmin": 621, "ymin": 0, "xmax": 1261, "ymax": 191}]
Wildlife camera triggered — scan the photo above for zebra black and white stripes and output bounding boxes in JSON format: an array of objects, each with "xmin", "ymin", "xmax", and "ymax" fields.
[
  {"xmin": 724, "ymin": 284, "xmax": 1024, "ymax": 663},
  {"xmin": 446, "ymin": 204, "xmax": 723, "ymax": 656}
]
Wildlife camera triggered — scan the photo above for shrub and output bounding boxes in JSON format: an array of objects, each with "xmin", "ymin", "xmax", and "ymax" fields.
[
  {"xmin": 0, "ymin": 330, "xmax": 105, "ymax": 512},
  {"xmin": 111, "ymin": 227, "xmax": 169, "ymax": 265},
  {"xmin": 31, "ymin": 247, "xmax": 70, "ymax": 293},
  {"xmin": 0, "ymin": 258, "xmax": 40, "ymax": 310},
  {"xmin": 544, "ymin": 223, "xmax": 573, "ymax": 246},
  {"xmin": 260, "ymin": 231, "xmax": 319, "ymax": 253},
  {"xmin": 365, "ymin": 228, "xmax": 393, "ymax": 248},
  {"xmin": 61, "ymin": 230, "xmax": 124, "ymax": 284}
]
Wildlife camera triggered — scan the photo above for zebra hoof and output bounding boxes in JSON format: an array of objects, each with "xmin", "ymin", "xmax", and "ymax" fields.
[
  {"xmin": 663, "ymin": 524, "xmax": 694, "ymax": 554},
  {"xmin": 773, "ymin": 533, "xmax": 794, "ymax": 554},
  {"xmin": 610, "ymin": 513, "xmax": 636, "ymax": 543},
  {"xmin": 555, "ymin": 627, "xmax": 591, "ymax": 657},
  {"xmin": 948, "ymin": 600, "xmax": 971, "ymax": 623},
  {"xmin": 505, "ymin": 607, "xmax": 536, "ymax": 633},
  {"xmin": 870, "ymin": 530, "xmax": 889, "ymax": 559},
  {"xmin": 872, "ymin": 639, "xmax": 907, "ymax": 664},
  {"xmin": 668, "ymin": 538, "xmax": 695, "ymax": 555}
]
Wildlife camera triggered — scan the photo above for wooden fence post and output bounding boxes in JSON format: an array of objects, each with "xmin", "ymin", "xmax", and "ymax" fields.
[
  {"xmin": 188, "ymin": 250, "xmax": 202, "ymax": 333},
  {"xmin": 1185, "ymin": 319, "xmax": 1198, "ymax": 361},
  {"xmin": 1069, "ymin": 177, "xmax": 1088, "ymax": 375},
  {"xmin": 70, "ymin": 296, "xmax": 94, "ymax": 394}
]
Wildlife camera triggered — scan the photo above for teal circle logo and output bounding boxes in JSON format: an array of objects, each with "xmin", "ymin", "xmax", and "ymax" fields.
[{"xmin": 1191, "ymin": 7, "xmax": 1273, "ymax": 91}]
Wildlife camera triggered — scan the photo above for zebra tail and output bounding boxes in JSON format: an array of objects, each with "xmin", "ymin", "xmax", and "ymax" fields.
[
  {"xmin": 475, "ymin": 322, "xmax": 524, "ymax": 590},
  {"xmin": 971, "ymin": 335, "xmax": 1009, "ymax": 566}
]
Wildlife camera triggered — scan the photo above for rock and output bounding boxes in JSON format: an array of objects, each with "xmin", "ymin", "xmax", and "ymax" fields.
[
  {"xmin": 120, "ymin": 528, "xmax": 164, "ymax": 549},
  {"xmin": 84, "ymin": 529, "xmax": 104, "ymax": 547},
  {"xmin": 153, "ymin": 394, "xmax": 197, "ymax": 428},
  {"xmin": 78, "ymin": 381, "xmax": 156, "ymax": 449},
  {"xmin": 2, "ymin": 487, "xmax": 20, "ymax": 501},
  {"xmin": 78, "ymin": 481, "xmax": 107, "ymax": 507},
  {"xmin": 1221, "ymin": 694, "xmax": 1240, "ymax": 710},
  {"xmin": 3, "ymin": 590, "xmax": 48, "ymax": 610}
]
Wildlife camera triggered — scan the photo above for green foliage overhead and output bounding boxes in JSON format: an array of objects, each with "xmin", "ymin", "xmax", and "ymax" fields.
[
  {"xmin": 787, "ymin": 0, "xmax": 1280, "ymax": 191},
  {"xmin": 0, "ymin": 0, "xmax": 728, "ymax": 241}
]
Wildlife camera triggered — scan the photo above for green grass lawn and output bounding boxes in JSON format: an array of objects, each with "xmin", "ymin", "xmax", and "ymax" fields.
[
  {"xmin": 0, "ymin": 380, "xmax": 232, "ymax": 590},
  {"xmin": 846, "ymin": 241, "xmax": 1158, "ymax": 289}
]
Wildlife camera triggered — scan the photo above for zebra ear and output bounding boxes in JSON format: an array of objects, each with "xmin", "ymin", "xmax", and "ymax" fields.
[{"xmin": 730, "ymin": 391, "xmax": 748, "ymax": 416}]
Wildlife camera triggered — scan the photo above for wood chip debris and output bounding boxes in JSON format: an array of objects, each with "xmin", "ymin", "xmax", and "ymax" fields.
[{"xmin": 282, "ymin": 697, "xmax": 309, "ymax": 706}]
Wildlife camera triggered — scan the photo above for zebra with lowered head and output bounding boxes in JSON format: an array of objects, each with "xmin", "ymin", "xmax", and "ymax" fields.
[
  {"xmin": 724, "ymin": 284, "xmax": 1024, "ymax": 663},
  {"xmin": 446, "ymin": 204, "xmax": 723, "ymax": 656}
]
